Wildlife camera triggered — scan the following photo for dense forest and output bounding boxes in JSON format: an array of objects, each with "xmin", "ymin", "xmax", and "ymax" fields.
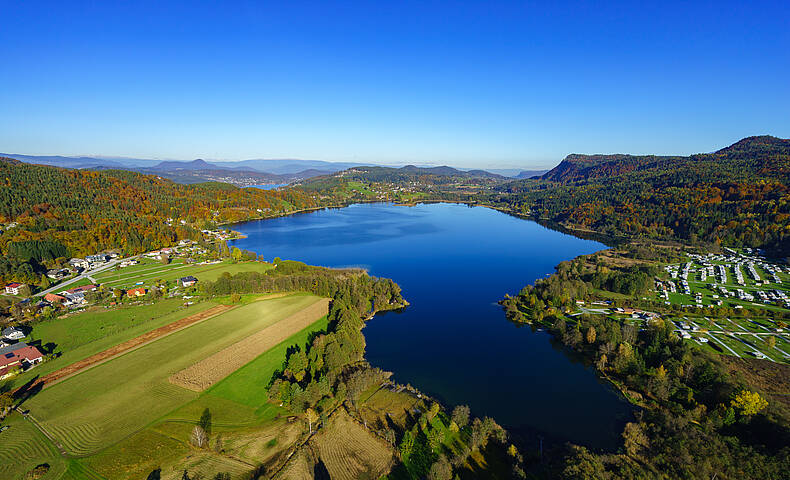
[
  {"xmin": 480, "ymin": 136, "xmax": 790, "ymax": 255},
  {"xmin": 0, "ymin": 157, "xmax": 322, "ymax": 251},
  {"xmin": 0, "ymin": 157, "xmax": 325, "ymax": 283}
]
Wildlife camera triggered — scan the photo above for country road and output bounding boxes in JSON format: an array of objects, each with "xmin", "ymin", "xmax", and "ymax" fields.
[{"xmin": 35, "ymin": 257, "xmax": 132, "ymax": 297}]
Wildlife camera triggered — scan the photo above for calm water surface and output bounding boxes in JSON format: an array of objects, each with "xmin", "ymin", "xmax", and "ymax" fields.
[{"xmin": 231, "ymin": 202, "xmax": 632, "ymax": 449}]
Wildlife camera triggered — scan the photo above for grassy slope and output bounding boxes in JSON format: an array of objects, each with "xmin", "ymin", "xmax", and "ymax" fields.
[
  {"xmin": 23, "ymin": 294, "xmax": 321, "ymax": 457},
  {"xmin": 7, "ymin": 299, "xmax": 218, "ymax": 388}
]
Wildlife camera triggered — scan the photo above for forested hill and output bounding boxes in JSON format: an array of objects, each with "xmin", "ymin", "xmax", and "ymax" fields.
[
  {"xmin": 319, "ymin": 165, "xmax": 504, "ymax": 183},
  {"xmin": 0, "ymin": 158, "xmax": 321, "ymax": 256},
  {"xmin": 541, "ymin": 136, "xmax": 790, "ymax": 183},
  {"xmin": 483, "ymin": 136, "xmax": 790, "ymax": 254}
]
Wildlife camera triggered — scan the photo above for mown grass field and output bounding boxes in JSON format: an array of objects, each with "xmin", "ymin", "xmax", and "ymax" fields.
[
  {"xmin": 23, "ymin": 294, "xmax": 323, "ymax": 458},
  {"xmin": 79, "ymin": 300, "xmax": 330, "ymax": 479},
  {"xmin": 94, "ymin": 259, "xmax": 273, "ymax": 289},
  {"xmin": 6, "ymin": 299, "xmax": 219, "ymax": 389},
  {"xmin": 0, "ymin": 411, "xmax": 67, "ymax": 480}
]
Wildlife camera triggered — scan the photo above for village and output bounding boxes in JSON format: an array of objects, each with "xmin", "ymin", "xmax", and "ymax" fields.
[{"xmin": 0, "ymin": 229, "xmax": 267, "ymax": 381}]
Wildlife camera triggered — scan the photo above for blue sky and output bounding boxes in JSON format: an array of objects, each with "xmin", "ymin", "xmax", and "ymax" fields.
[{"xmin": 1, "ymin": 1, "xmax": 788, "ymax": 168}]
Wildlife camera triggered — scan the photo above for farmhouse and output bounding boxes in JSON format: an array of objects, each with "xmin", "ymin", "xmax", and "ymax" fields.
[
  {"xmin": 2, "ymin": 326, "xmax": 25, "ymax": 341},
  {"xmin": 127, "ymin": 287, "xmax": 147, "ymax": 297},
  {"xmin": 120, "ymin": 259, "xmax": 139, "ymax": 267},
  {"xmin": 44, "ymin": 293, "xmax": 66, "ymax": 303},
  {"xmin": 0, "ymin": 342, "xmax": 43, "ymax": 379},
  {"xmin": 178, "ymin": 276, "xmax": 198, "ymax": 287},
  {"xmin": 4, "ymin": 282, "xmax": 25, "ymax": 295}
]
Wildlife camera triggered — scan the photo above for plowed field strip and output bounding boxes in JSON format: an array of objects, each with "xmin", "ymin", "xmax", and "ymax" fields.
[
  {"xmin": 27, "ymin": 304, "xmax": 234, "ymax": 391},
  {"xmin": 169, "ymin": 298, "xmax": 330, "ymax": 391}
]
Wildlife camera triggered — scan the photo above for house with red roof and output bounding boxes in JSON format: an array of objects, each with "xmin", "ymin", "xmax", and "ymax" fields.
[
  {"xmin": 127, "ymin": 287, "xmax": 147, "ymax": 297},
  {"xmin": 4, "ymin": 282, "xmax": 25, "ymax": 295},
  {"xmin": 0, "ymin": 342, "xmax": 43, "ymax": 379},
  {"xmin": 44, "ymin": 293, "xmax": 67, "ymax": 303}
]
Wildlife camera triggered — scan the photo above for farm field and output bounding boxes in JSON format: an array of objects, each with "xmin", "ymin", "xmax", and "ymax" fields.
[
  {"xmin": 93, "ymin": 259, "xmax": 273, "ymax": 290},
  {"xmin": 0, "ymin": 411, "xmax": 67, "ymax": 480},
  {"xmin": 6, "ymin": 299, "xmax": 219, "ymax": 388},
  {"xmin": 79, "ymin": 301, "xmax": 331, "ymax": 479},
  {"xmin": 22, "ymin": 293, "xmax": 325, "ymax": 457},
  {"xmin": 170, "ymin": 298, "xmax": 329, "ymax": 391}
]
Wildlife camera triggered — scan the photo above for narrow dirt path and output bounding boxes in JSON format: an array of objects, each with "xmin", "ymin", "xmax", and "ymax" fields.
[{"xmin": 23, "ymin": 303, "xmax": 235, "ymax": 392}]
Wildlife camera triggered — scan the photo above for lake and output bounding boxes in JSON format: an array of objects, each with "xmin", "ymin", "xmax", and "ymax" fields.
[{"xmin": 230, "ymin": 202, "xmax": 632, "ymax": 449}]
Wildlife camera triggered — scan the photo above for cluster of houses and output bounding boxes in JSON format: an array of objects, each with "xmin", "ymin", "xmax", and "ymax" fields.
[
  {"xmin": 0, "ymin": 240, "xmax": 212, "ymax": 322},
  {"xmin": 661, "ymin": 250, "xmax": 790, "ymax": 309},
  {"xmin": 144, "ymin": 240, "xmax": 208, "ymax": 262},
  {"xmin": 67, "ymin": 252, "xmax": 117, "ymax": 272},
  {"xmin": 0, "ymin": 326, "xmax": 43, "ymax": 380}
]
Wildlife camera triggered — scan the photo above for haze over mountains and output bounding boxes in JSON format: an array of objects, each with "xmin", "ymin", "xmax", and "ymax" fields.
[{"xmin": 0, "ymin": 152, "xmax": 549, "ymax": 185}]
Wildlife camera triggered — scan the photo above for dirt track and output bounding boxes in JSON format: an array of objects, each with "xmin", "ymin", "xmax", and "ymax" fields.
[
  {"xmin": 29, "ymin": 304, "xmax": 234, "ymax": 390},
  {"xmin": 169, "ymin": 297, "xmax": 329, "ymax": 391}
]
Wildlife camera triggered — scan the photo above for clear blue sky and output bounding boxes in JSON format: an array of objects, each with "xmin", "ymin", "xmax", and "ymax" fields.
[{"xmin": 1, "ymin": 1, "xmax": 788, "ymax": 168}]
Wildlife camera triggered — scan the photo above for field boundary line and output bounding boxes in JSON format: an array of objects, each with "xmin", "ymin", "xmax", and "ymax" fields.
[
  {"xmin": 169, "ymin": 298, "xmax": 330, "ymax": 392},
  {"xmin": 23, "ymin": 303, "xmax": 235, "ymax": 392}
]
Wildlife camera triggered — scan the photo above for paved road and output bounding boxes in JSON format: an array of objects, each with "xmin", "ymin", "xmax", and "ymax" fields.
[{"xmin": 35, "ymin": 257, "xmax": 128, "ymax": 296}]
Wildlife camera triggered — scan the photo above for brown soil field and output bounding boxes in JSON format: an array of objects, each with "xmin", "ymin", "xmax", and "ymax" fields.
[
  {"xmin": 308, "ymin": 409, "xmax": 394, "ymax": 480},
  {"xmin": 169, "ymin": 298, "xmax": 330, "ymax": 391},
  {"xmin": 24, "ymin": 304, "xmax": 234, "ymax": 392}
]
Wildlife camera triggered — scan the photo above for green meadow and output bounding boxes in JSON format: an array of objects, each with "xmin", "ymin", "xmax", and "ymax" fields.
[
  {"xmin": 7, "ymin": 299, "xmax": 218, "ymax": 388},
  {"xmin": 21, "ymin": 294, "xmax": 324, "ymax": 460}
]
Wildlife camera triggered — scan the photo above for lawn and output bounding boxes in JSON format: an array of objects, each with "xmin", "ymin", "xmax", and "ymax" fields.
[
  {"xmin": 5, "ymin": 299, "xmax": 219, "ymax": 389},
  {"xmin": 23, "ymin": 294, "xmax": 324, "ymax": 457}
]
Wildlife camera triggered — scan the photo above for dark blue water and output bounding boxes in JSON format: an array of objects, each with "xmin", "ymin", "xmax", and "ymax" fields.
[{"xmin": 231, "ymin": 202, "xmax": 632, "ymax": 449}]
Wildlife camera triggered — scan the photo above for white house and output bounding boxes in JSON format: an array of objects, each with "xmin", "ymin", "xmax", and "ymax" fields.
[
  {"xmin": 4, "ymin": 283, "xmax": 25, "ymax": 295},
  {"xmin": 2, "ymin": 326, "xmax": 26, "ymax": 341}
]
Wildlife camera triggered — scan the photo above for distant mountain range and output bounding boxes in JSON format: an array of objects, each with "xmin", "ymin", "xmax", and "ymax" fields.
[
  {"xmin": 0, "ymin": 153, "xmax": 547, "ymax": 185},
  {"xmin": 0, "ymin": 153, "xmax": 370, "ymax": 175}
]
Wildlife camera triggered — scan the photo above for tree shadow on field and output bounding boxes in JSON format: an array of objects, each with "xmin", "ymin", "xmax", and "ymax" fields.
[
  {"xmin": 313, "ymin": 458, "xmax": 331, "ymax": 480},
  {"xmin": 12, "ymin": 375, "xmax": 43, "ymax": 407},
  {"xmin": 146, "ymin": 467, "xmax": 161, "ymax": 480}
]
